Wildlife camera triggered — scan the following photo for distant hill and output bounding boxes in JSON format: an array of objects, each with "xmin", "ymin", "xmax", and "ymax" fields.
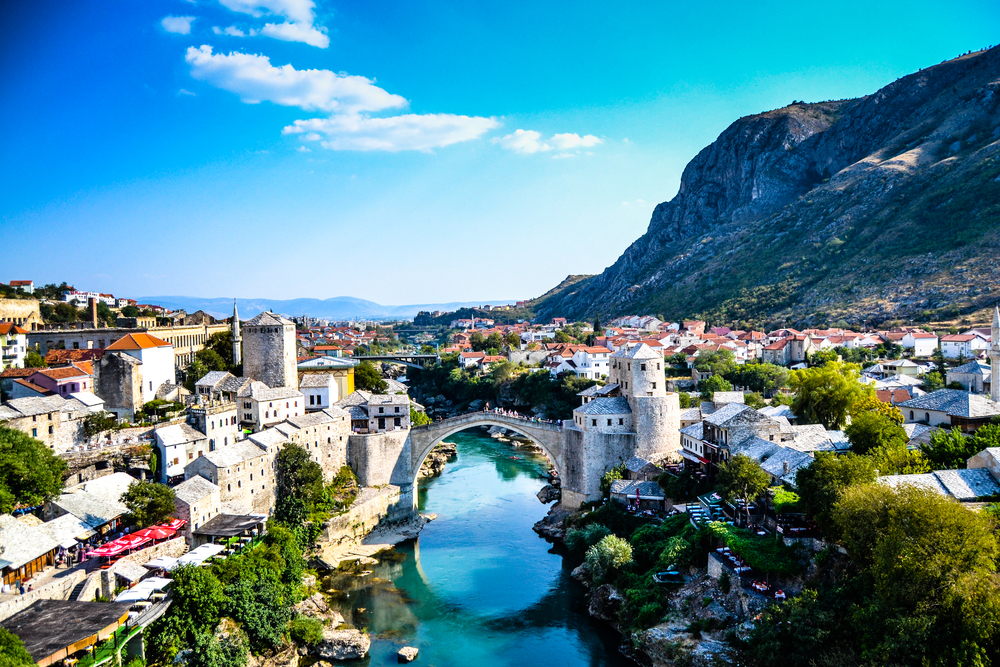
[
  {"xmin": 535, "ymin": 46, "xmax": 1000, "ymax": 329},
  {"xmin": 139, "ymin": 295, "xmax": 517, "ymax": 321}
]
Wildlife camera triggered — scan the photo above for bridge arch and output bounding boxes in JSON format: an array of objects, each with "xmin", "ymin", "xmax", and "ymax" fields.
[{"xmin": 408, "ymin": 413, "xmax": 564, "ymax": 490}]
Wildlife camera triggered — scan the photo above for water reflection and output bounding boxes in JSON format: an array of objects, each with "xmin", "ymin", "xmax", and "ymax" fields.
[{"xmin": 322, "ymin": 429, "xmax": 632, "ymax": 667}]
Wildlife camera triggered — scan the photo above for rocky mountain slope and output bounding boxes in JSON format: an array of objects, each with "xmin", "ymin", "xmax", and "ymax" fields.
[{"xmin": 535, "ymin": 46, "xmax": 1000, "ymax": 328}]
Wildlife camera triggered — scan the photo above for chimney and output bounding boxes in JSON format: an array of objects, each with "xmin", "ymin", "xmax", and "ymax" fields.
[
  {"xmin": 88, "ymin": 298, "xmax": 98, "ymax": 328},
  {"xmin": 783, "ymin": 460, "xmax": 790, "ymax": 475}
]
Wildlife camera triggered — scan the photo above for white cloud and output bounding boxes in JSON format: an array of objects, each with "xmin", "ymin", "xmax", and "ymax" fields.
[
  {"xmin": 185, "ymin": 46, "xmax": 407, "ymax": 113},
  {"xmin": 283, "ymin": 113, "xmax": 500, "ymax": 152},
  {"xmin": 213, "ymin": 25, "xmax": 248, "ymax": 36},
  {"xmin": 260, "ymin": 21, "xmax": 328, "ymax": 48},
  {"xmin": 161, "ymin": 15, "xmax": 196, "ymax": 34},
  {"xmin": 297, "ymin": 145, "xmax": 312, "ymax": 152},
  {"xmin": 217, "ymin": 0, "xmax": 328, "ymax": 47},
  {"xmin": 497, "ymin": 129, "xmax": 603, "ymax": 155},
  {"xmin": 550, "ymin": 133, "xmax": 602, "ymax": 150},
  {"xmin": 496, "ymin": 129, "xmax": 549, "ymax": 154},
  {"xmin": 177, "ymin": 88, "xmax": 197, "ymax": 96}
]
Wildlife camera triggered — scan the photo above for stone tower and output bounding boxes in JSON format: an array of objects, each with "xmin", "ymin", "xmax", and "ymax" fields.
[
  {"xmin": 991, "ymin": 306, "xmax": 999, "ymax": 403},
  {"xmin": 242, "ymin": 311, "xmax": 297, "ymax": 389},
  {"xmin": 232, "ymin": 299, "xmax": 242, "ymax": 368},
  {"xmin": 616, "ymin": 343, "xmax": 680, "ymax": 460}
]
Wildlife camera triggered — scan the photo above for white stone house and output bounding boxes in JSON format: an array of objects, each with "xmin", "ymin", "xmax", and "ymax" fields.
[
  {"xmin": 901, "ymin": 332, "xmax": 938, "ymax": 357},
  {"xmin": 940, "ymin": 334, "xmax": 984, "ymax": 359},
  {"xmin": 105, "ymin": 333, "xmax": 176, "ymax": 404},
  {"xmin": 899, "ymin": 389, "xmax": 1000, "ymax": 432},
  {"xmin": 184, "ymin": 440, "xmax": 276, "ymax": 515},
  {"xmin": 172, "ymin": 475, "xmax": 222, "ymax": 542},
  {"xmin": 300, "ymin": 373, "xmax": 339, "ymax": 412},
  {"xmin": 156, "ymin": 422, "xmax": 211, "ymax": 482},
  {"xmin": 237, "ymin": 381, "xmax": 304, "ymax": 432},
  {"xmin": 0, "ymin": 322, "xmax": 28, "ymax": 370}
]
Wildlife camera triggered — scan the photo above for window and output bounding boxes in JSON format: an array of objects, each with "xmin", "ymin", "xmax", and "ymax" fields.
[
  {"xmin": 48, "ymin": 426, "xmax": 53, "ymax": 434},
  {"xmin": 925, "ymin": 412, "xmax": 930, "ymax": 421},
  {"xmin": 149, "ymin": 381, "xmax": 153, "ymax": 391},
  {"xmin": 607, "ymin": 419, "xmax": 612, "ymax": 426},
  {"xmin": 592, "ymin": 419, "xmax": 597, "ymax": 426},
  {"xmin": 395, "ymin": 407, "xmax": 400, "ymax": 413},
  {"xmin": 619, "ymin": 418, "xmax": 624, "ymax": 425},
  {"xmin": 641, "ymin": 363, "xmax": 646, "ymax": 371},
  {"xmin": 652, "ymin": 382, "xmax": 656, "ymax": 389},
  {"xmin": 910, "ymin": 410, "xmax": 914, "ymax": 420},
  {"xmin": 32, "ymin": 428, "xmax": 37, "ymax": 437},
  {"xmin": 394, "ymin": 417, "xmax": 401, "ymax": 427},
  {"xmin": 379, "ymin": 407, "xmax": 384, "ymax": 414}
]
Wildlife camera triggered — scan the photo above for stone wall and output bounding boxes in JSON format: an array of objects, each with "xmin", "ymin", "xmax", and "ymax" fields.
[
  {"xmin": 4, "ymin": 410, "xmax": 87, "ymax": 456},
  {"xmin": 507, "ymin": 350, "xmax": 549, "ymax": 366},
  {"xmin": 61, "ymin": 438, "xmax": 154, "ymax": 486},
  {"xmin": 348, "ymin": 431, "xmax": 410, "ymax": 487},
  {"xmin": 0, "ymin": 298, "xmax": 42, "ymax": 329},
  {"xmin": 631, "ymin": 393, "xmax": 681, "ymax": 461},
  {"xmin": 94, "ymin": 352, "xmax": 143, "ymax": 418},
  {"xmin": 319, "ymin": 485, "xmax": 409, "ymax": 544},
  {"xmin": 0, "ymin": 569, "xmax": 86, "ymax": 622}
]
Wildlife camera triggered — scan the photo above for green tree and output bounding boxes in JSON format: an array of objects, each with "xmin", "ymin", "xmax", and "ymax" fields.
[
  {"xmin": 922, "ymin": 427, "xmax": 975, "ymax": 469},
  {"xmin": 585, "ymin": 534, "xmax": 633, "ymax": 583},
  {"xmin": 717, "ymin": 454, "xmax": 770, "ymax": 526},
  {"xmin": 189, "ymin": 631, "xmax": 248, "ymax": 667},
  {"xmin": 149, "ymin": 564, "xmax": 227, "ymax": 656},
  {"xmin": 553, "ymin": 330, "xmax": 572, "ymax": 344},
  {"xmin": 698, "ymin": 374, "xmax": 733, "ymax": 399},
  {"xmin": 0, "ymin": 427, "xmax": 68, "ymax": 512},
  {"xmin": 677, "ymin": 392, "xmax": 692, "ymax": 409},
  {"xmin": 808, "ymin": 348, "xmax": 839, "ymax": 367},
  {"xmin": 288, "ymin": 615, "xmax": 324, "ymax": 646},
  {"xmin": 410, "ymin": 407, "xmax": 431, "ymax": 426},
  {"xmin": 195, "ymin": 347, "xmax": 228, "ymax": 372},
  {"xmin": 274, "ymin": 443, "xmax": 324, "ymax": 526},
  {"xmin": 205, "ymin": 331, "xmax": 236, "ymax": 370},
  {"xmin": 120, "ymin": 480, "xmax": 176, "ymax": 528},
  {"xmin": 23, "ymin": 350, "xmax": 47, "ymax": 368},
  {"xmin": 851, "ymin": 395, "xmax": 903, "ymax": 425},
  {"xmin": 831, "ymin": 483, "xmax": 1000, "ymax": 665},
  {"xmin": 794, "ymin": 451, "xmax": 876, "ymax": 536},
  {"xmin": 844, "ymin": 412, "xmax": 908, "ymax": 455},
  {"xmin": 593, "ymin": 315, "xmax": 603, "ymax": 335},
  {"xmin": 120, "ymin": 305, "xmax": 141, "ymax": 318},
  {"xmin": 693, "ymin": 349, "xmax": 736, "ymax": 376},
  {"xmin": 724, "ymin": 362, "xmax": 789, "ymax": 395},
  {"xmin": 503, "ymin": 332, "xmax": 521, "ymax": 348},
  {"xmin": 225, "ymin": 568, "xmax": 292, "ymax": 649},
  {"xmin": 96, "ymin": 301, "xmax": 116, "ymax": 326},
  {"xmin": 354, "ymin": 361, "xmax": 387, "ymax": 394},
  {"xmin": 485, "ymin": 332, "xmax": 503, "ymax": 351},
  {"xmin": 469, "ymin": 331, "xmax": 487, "ymax": 351},
  {"xmin": 599, "ymin": 464, "xmax": 626, "ymax": 497},
  {"xmin": 789, "ymin": 361, "xmax": 871, "ymax": 429},
  {"xmin": 0, "ymin": 628, "xmax": 33, "ymax": 667},
  {"xmin": 867, "ymin": 441, "xmax": 931, "ymax": 475},
  {"xmin": 744, "ymin": 392, "xmax": 766, "ymax": 409}
]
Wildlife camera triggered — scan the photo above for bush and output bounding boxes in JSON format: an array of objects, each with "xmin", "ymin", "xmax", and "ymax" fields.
[
  {"xmin": 576, "ymin": 502, "xmax": 651, "ymax": 537},
  {"xmin": 288, "ymin": 615, "xmax": 324, "ymax": 646},
  {"xmin": 599, "ymin": 464, "xmax": 626, "ymax": 497},
  {"xmin": 565, "ymin": 524, "xmax": 611, "ymax": 555},
  {"xmin": 585, "ymin": 534, "xmax": 633, "ymax": 583}
]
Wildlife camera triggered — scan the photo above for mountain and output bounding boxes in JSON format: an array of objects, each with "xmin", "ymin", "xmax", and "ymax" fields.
[
  {"xmin": 138, "ymin": 295, "xmax": 516, "ymax": 321},
  {"xmin": 534, "ymin": 46, "xmax": 1000, "ymax": 329}
]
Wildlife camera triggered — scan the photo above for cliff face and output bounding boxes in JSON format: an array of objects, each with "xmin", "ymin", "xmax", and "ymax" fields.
[{"xmin": 536, "ymin": 46, "xmax": 1000, "ymax": 328}]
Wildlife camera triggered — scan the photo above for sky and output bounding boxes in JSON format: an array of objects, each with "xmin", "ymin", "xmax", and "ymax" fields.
[{"xmin": 1, "ymin": 1, "xmax": 998, "ymax": 306}]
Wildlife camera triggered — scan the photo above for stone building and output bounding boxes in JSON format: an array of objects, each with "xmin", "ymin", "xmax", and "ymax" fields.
[
  {"xmin": 243, "ymin": 311, "xmax": 297, "ymax": 389},
  {"xmin": 300, "ymin": 373, "xmax": 338, "ymax": 412},
  {"xmin": 0, "ymin": 395, "xmax": 94, "ymax": 454},
  {"xmin": 0, "ymin": 299, "xmax": 42, "ymax": 329},
  {"xmin": 172, "ymin": 475, "xmax": 222, "ymax": 542},
  {"xmin": 336, "ymin": 390, "xmax": 411, "ymax": 433},
  {"xmin": 561, "ymin": 343, "xmax": 680, "ymax": 507},
  {"xmin": 105, "ymin": 333, "xmax": 175, "ymax": 404},
  {"xmin": 93, "ymin": 352, "xmax": 143, "ymax": 420},
  {"xmin": 188, "ymin": 399, "xmax": 240, "ymax": 451},
  {"xmin": 236, "ymin": 381, "xmax": 304, "ymax": 432},
  {"xmin": 184, "ymin": 440, "xmax": 276, "ymax": 515},
  {"xmin": 0, "ymin": 322, "xmax": 28, "ymax": 370},
  {"xmin": 298, "ymin": 356, "xmax": 356, "ymax": 399},
  {"xmin": 155, "ymin": 422, "xmax": 210, "ymax": 482},
  {"xmin": 284, "ymin": 408, "xmax": 351, "ymax": 480}
]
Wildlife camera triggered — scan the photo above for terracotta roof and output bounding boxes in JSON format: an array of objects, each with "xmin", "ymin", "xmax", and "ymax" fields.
[
  {"xmin": 106, "ymin": 332, "xmax": 171, "ymax": 350},
  {"xmin": 36, "ymin": 365, "xmax": 90, "ymax": 380},
  {"xmin": 44, "ymin": 349, "xmax": 105, "ymax": 364},
  {"xmin": 0, "ymin": 322, "xmax": 28, "ymax": 335},
  {"xmin": 8, "ymin": 281, "xmax": 32, "ymax": 286},
  {"xmin": 0, "ymin": 367, "xmax": 36, "ymax": 378},
  {"xmin": 876, "ymin": 388, "xmax": 912, "ymax": 404},
  {"xmin": 941, "ymin": 334, "xmax": 976, "ymax": 342}
]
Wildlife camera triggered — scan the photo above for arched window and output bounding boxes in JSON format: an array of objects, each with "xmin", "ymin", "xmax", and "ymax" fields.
[
  {"xmin": 910, "ymin": 410, "xmax": 914, "ymax": 420},
  {"xmin": 925, "ymin": 412, "xmax": 930, "ymax": 422}
]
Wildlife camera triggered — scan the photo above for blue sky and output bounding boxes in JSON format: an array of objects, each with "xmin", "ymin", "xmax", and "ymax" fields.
[{"xmin": 1, "ymin": 0, "xmax": 997, "ymax": 305}]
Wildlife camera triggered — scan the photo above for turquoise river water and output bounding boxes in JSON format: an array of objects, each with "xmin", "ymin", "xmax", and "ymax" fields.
[{"xmin": 320, "ymin": 429, "xmax": 632, "ymax": 666}]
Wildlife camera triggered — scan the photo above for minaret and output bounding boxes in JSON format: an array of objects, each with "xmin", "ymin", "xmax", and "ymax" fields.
[
  {"xmin": 991, "ymin": 305, "xmax": 1000, "ymax": 403},
  {"xmin": 232, "ymin": 299, "xmax": 242, "ymax": 368}
]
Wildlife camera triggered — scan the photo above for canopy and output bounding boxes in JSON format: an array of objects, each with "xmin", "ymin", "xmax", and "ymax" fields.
[
  {"xmin": 175, "ymin": 543, "xmax": 225, "ymax": 567},
  {"xmin": 164, "ymin": 518, "xmax": 187, "ymax": 530},
  {"xmin": 143, "ymin": 556, "xmax": 179, "ymax": 570},
  {"xmin": 113, "ymin": 576, "xmax": 172, "ymax": 604},
  {"xmin": 133, "ymin": 525, "xmax": 176, "ymax": 541},
  {"xmin": 85, "ymin": 533, "xmax": 151, "ymax": 558}
]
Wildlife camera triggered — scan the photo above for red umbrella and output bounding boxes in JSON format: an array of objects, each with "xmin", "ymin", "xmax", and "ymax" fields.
[
  {"xmin": 164, "ymin": 518, "xmax": 186, "ymax": 530},
  {"xmin": 133, "ymin": 525, "xmax": 176, "ymax": 540}
]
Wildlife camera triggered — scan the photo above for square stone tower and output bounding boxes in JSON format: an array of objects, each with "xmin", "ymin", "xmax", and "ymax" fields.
[{"xmin": 242, "ymin": 311, "xmax": 297, "ymax": 389}]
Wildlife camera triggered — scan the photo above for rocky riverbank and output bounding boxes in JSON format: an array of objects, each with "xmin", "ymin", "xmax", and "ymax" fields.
[
  {"xmin": 533, "ymin": 505, "xmax": 746, "ymax": 667},
  {"xmin": 419, "ymin": 441, "xmax": 457, "ymax": 478}
]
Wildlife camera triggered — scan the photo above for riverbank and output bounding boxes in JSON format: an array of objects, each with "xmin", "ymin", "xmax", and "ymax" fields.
[{"xmin": 318, "ymin": 511, "xmax": 437, "ymax": 567}]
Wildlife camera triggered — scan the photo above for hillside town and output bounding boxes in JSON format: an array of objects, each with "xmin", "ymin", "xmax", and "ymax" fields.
[{"xmin": 4, "ymin": 276, "xmax": 1000, "ymax": 666}]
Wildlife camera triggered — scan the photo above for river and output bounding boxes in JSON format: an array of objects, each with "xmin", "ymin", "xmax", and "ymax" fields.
[{"xmin": 320, "ymin": 428, "xmax": 632, "ymax": 666}]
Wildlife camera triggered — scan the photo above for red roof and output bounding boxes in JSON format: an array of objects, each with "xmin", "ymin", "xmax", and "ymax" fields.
[
  {"xmin": 45, "ymin": 349, "xmax": 105, "ymax": 364},
  {"xmin": 0, "ymin": 367, "xmax": 36, "ymax": 379},
  {"xmin": 8, "ymin": 281, "xmax": 32, "ymax": 287},
  {"xmin": 0, "ymin": 322, "xmax": 28, "ymax": 335},
  {"xmin": 941, "ymin": 334, "xmax": 976, "ymax": 342},
  {"xmin": 107, "ymin": 333, "xmax": 171, "ymax": 350}
]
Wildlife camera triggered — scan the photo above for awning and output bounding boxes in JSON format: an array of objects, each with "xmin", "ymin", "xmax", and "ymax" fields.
[
  {"xmin": 175, "ymin": 543, "xmax": 225, "ymax": 568},
  {"xmin": 143, "ymin": 556, "xmax": 179, "ymax": 570},
  {"xmin": 678, "ymin": 449, "xmax": 708, "ymax": 464},
  {"xmin": 114, "ymin": 560, "xmax": 148, "ymax": 583}
]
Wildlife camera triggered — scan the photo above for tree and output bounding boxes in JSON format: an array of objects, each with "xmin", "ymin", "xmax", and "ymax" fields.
[
  {"xmin": 717, "ymin": 454, "xmax": 770, "ymax": 526},
  {"xmin": 677, "ymin": 392, "xmax": 692, "ymax": 409},
  {"xmin": 189, "ymin": 631, "xmax": 248, "ymax": 667},
  {"xmin": 0, "ymin": 628, "xmax": 33, "ymax": 667},
  {"xmin": 789, "ymin": 361, "xmax": 871, "ymax": 429},
  {"xmin": 844, "ymin": 412, "xmax": 907, "ymax": 455},
  {"xmin": 149, "ymin": 564, "xmax": 227, "ymax": 656},
  {"xmin": 808, "ymin": 348, "xmax": 839, "ymax": 367},
  {"xmin": 553, "ymin": 330, "xmax": 572, "ymax": 344},
  {"xmin": 469, "ymin": 331, "xmax": 487, "ymax": 351},
  {"xmin": 410, "ymin": 407, "xmax": 431, "ymax": 426},
  {"xmin": 120, "ymin": 305, "xmax": 141, "ymax": 318},
  {"xmin": 867, "ymin": 441, "xmax": 931, "ymax": 475},
  {"xmin": 693, "ymin": 349, "xmax": 736, "ymax": 376},
  {"xmin": 851, "ymin": 395, "xmax": 903, "ymax": 425},
  {"xmin": 23, "ymin": 350, "xmax": 47, "ymax": 368},
  {"xmin": 593, "ymin": 315, "xmax": 603, "ymax": 335},
  {"xmin": 121, "ymin": 480, "xmax": 176, "ymax": 528},
  {"xmin": 698, "ymin": 374, "xmax": 733, "ymax": 399},
  {"xmin": 724, "ymin": 362, "xmax": 788, "ymax": 395},
  {"xmin": 744, "ymin": 392, "xmax": 766, "ymax": 409},
  {"xmin": 0, "ymin": 427, "xmax": 67, "ymax": 512},
  {"xmin": 225, "ymin": 568, "xmax": 293, "ymax": 649},
  {"xmin": 274, "ymin": 443, "xmax": 324, "ymax": 526},
  {"xmin": 205, "ymin": 331, "xmax": 236, "ymax": 370},
  {"xmin": 585, "ymin": 534, "xmax": 633, "ymax": 583},
  {"xmin": 195, "ymin": 347, "xmax": 227, "ymax": 372},
  {"xmin": 354, "ymin": 361, "xmax": 387, "ymax": 394},
  {"xmin": 923, "ymin": 427, "xmax": 976, "ymax": 469},
  {"xmin": 831, "ymin": 483, "xmax": 1000, "ymax": 665},
  {"xmin": 485, "ymin": 332, "xmax": 503, "ymax": 351},
  {"xmin": 794, "ymin": 452, "xmax": 876, "ymax": 536},
  {"xmin": 503, "ymin": 332, "xmax": 521, "ymax": 348}
]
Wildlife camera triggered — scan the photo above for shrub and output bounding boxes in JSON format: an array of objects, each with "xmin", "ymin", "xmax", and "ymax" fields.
[
  {"xmin": 565, "ymin": 524, "xmax": 611, "ymax": 555},
  {"xmin": 585, "ymin": 535, "xmax": 633, "ymax": 583},
  {"xmin": 288, "ymin": 615, "xmax": 323, "ymax": 646}
]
